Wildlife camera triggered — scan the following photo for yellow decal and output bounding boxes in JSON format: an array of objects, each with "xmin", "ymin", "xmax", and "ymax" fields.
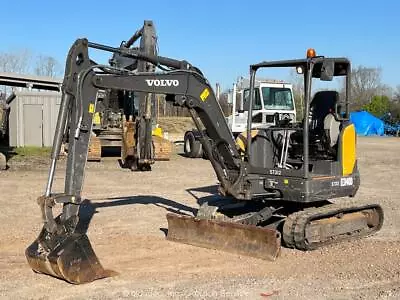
[
  {"xmin": 88, "ymin": 103, "xmax": 95, "ymax": 114},
  {"xmin": 152, "ymin": 127, "xmax": 163, "ymax": 138},
  {"xmin": 200, "ymin": 88, "xmax": 210, "ymax": 101},
  {"xmin": 341, "ymin": 124, "xmax": 356, "ymax": 176},
  {"xmin": 93, "ymin": 112, "xmax": 101, "ymax": 125}
]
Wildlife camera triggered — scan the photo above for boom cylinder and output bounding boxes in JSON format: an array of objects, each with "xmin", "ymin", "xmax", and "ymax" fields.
[{"xmin": 87, "ymin": 41, "xmax": 191, "ymax": 71}]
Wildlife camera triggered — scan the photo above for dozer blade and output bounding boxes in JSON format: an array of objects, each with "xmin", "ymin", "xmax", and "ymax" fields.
[
  {"xmin": 166, "ymin": 213, "xmax": 281, "ymax": 261},
  {"xmin": 26, "ymin": 227, "xmax": 113, "ymax": 284}
]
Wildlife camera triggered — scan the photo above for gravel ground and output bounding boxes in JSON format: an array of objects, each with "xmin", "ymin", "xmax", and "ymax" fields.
[{"xmin": 0, "ymin": 136, "xmax": 399, "ymax": 299}]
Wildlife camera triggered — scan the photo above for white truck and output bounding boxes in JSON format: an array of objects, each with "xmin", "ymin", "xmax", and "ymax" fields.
[{"xmin": 183, "ymin": 77, "xmax": 297, "ymax": 158}]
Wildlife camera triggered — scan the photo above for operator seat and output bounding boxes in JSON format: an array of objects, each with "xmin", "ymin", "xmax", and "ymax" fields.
[
  {"xmin": 291, "ymin": 90, "xmax": 341, "ymax": 157},
  {"xmin": 310, "ymin": 90, "xmax": 341, "ymax": 153}
]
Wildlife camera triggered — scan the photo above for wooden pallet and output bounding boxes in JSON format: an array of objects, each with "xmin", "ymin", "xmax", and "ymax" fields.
[
  {"xmin": 153, "ymin": 135, "xmax": 172, "ymax": 161},
  {"xmin": 87, "ymin": 135, "xmax": 102, "ymax": 162}
]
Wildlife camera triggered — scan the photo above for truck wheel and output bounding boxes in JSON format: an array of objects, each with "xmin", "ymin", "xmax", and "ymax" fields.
[{"xmin": 184, "ymin": 131, "xmax": 203, "ymax": 158}]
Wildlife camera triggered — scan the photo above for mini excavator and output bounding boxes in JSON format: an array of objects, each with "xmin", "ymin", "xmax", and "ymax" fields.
[{"xmin": 25, "ymin": 38, "xmax": 384, "ymax": 284}]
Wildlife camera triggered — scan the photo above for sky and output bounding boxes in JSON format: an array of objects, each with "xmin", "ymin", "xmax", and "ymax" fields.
[{"xmin": 0, "ymin": 0, "xmax": 399, "ymax": 91}]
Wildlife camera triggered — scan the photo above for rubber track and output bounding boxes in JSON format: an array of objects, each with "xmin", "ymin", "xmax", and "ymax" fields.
[{"xmin": 283, "ymin": 202, "xmax": 384, "ymax": 251}]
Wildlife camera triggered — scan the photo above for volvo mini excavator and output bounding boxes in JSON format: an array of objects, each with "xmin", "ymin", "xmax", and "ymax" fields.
[{"xmin": 25, "ymin": 38, "xmax": 384, "ymax": 284}]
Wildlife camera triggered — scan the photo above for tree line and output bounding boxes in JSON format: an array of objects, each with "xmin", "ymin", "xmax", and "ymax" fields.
[
  {"xmin": 0, "ymin": 49, "xmax": 62, "ymax": 95},
  {"xmin": 0, "ymin": 50, "xmax": 62, "ymax": 77},
  {"xmin": 2, "ymin": 49, "xmax": 399, "ymax": 123}
]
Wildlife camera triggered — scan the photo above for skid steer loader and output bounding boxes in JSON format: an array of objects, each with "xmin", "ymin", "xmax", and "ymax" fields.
[{"xmin": 25, "ymin": 38, "xmax": 384, "ymax": 284}]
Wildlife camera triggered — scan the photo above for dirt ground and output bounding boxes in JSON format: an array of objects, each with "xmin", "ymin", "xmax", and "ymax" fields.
[{"xmin": 0, "ymin": 136, "xmax": 400, "ymax": 299}]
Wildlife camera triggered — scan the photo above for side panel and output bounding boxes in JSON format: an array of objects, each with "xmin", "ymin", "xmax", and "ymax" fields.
[
  {"xmin": 248, "ymin": 173, "xmax": 360, "ymax": 202},
  {"xmin": 339, "ymin": 123, "xmax": 356, "ymax": 176},
  {"xmin": 23, "ymin": 104, "xmax": 43, "ymax": 147}
]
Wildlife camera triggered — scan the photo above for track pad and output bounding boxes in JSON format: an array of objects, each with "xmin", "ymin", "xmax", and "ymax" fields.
[{"xmin": 26, "ymin": 227, "xmax": 115, "ymax": 284}]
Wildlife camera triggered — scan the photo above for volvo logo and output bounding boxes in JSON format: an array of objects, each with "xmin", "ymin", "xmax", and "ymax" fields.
[{"xmin": 145, "ymin": 79, "xmax": 179, "ymax": 87}]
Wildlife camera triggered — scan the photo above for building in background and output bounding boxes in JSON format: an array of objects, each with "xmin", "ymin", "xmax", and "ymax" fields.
[
  {"xmin": 0, "ymin": 72, "xmax": 62, "ymax": 147},
  {"xmin": 8, "ymin": 91, "xmax": 61, "ymax": 147}
]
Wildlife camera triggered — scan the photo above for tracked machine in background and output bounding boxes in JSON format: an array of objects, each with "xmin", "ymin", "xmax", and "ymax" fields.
[
  {"xmin": 25, "ymin": 36, "xmax": 384, "ymax": 284},
  {"xmin": 87, "ymin": 20, "xmax": 171, "ymax": 167}
]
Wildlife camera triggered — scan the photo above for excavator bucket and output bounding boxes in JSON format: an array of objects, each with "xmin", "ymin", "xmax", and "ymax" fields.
[
  {"xmin": 25, "ymin": 226, "xmax": 113, "ymax": 284},
  {"xmin": 166, "ymin": 213, "xmax": 281, "ymax": 261}
]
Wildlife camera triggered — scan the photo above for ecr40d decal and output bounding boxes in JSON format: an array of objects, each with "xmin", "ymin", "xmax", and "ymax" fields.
[{"xmin": 331, "ymin": 177, "xmax": 354, "ymax": 187}]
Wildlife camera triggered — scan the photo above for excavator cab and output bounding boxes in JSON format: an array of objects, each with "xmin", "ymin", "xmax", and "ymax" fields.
[{"xmin": 245, "ymin": 50, "xmax": 351, "ymax": 168}]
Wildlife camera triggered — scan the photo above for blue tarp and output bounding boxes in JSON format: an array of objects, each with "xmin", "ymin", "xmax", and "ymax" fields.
[{"xmin": 349, "ymin": 111, "xmax": 385, "ymax": 136}]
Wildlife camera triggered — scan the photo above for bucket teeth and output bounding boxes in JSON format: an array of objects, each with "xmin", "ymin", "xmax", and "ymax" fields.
[
  {"xmin": 26, "ymin": 227, "xmax": 115, "ymax": 284},
  {"xmin": 166, "ymin": 213, "xmax": 281, "ymax": 261}
]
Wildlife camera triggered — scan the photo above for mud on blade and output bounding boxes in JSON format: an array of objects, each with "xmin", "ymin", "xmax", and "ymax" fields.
[
  {"xmin": 166, "ymin": 213, "xmax": 281, "ymax": 261},
  {"xmin": 26, "ymin": 227, "xmax": 113, "ymax": 284}
]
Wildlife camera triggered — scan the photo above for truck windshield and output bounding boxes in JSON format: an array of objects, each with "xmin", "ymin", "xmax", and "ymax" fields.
[{"xmin": 261, "ymin": 87, "xmax": 294, "ymax": 110}]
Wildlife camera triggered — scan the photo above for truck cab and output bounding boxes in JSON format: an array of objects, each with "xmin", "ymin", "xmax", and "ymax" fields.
[
  {"xmin": 226, "ymin": 79, "xmax": 296, "ymax": 137},
  {"xmin": 184, "ymin": 78, "xmax": 296, "ymax": 158}
]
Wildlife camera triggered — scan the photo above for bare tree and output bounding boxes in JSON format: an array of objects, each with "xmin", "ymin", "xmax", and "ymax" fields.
[
  {"xmin": 348, "ymin": 66, "xmax": 384, "ymax": 111},
  {"xmin": 34, "ymin": 55, "xmax": 61, "ymax": 78},
  {"xmin": 0, "ymin": 49, "xmax": 32, "ymax": 74},
  {"xmin": 0, "ymin": 49, "xmax": 32, "ymax": 94},
  {"xmin": 393, "ymin": 85, "xmax": 400, "ymax": 102}
]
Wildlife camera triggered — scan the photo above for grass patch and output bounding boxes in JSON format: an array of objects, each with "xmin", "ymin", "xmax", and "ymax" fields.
[
  {"xmin": 13, "ymin": 147, "xmax": 52, "ymax": 157},
  {"xmin": 0, "ymin": 145, "xmax": 52, "ymax": 162}
]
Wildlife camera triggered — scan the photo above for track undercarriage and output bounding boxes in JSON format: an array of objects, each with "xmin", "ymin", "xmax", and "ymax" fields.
[{"xmin": 166, "ymin": 197, "xmax": 384, "ymax": 259}]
